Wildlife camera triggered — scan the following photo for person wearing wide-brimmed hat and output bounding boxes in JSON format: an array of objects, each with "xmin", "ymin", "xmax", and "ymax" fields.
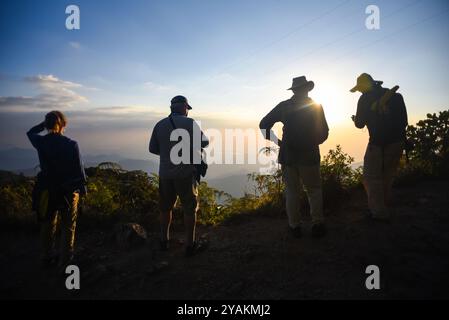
[
  {"xmin": 350, "ymin": 73, "xmax": 408, "ymax": 221},
  {"xmin": 260, "ymin": 76, "xmax": 329, "ymax": 238}
]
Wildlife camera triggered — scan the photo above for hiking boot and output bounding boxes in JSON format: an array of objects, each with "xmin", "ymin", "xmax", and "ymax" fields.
[
  {"xmin": 289, "ymin": 226, "xmax": 302, "ymax": 238},
  {"xmin": 185, "ymin": 240, "xmax": 208, "ymax": 258},
  {"xmin": 311, "ymin": 223, "xmax": 327, "ymax": 238}
]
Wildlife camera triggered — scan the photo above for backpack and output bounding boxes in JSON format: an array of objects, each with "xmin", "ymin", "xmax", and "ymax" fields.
[{"xmin": 367, "ymin": 86, "xmax": 407, "ymax": 146}]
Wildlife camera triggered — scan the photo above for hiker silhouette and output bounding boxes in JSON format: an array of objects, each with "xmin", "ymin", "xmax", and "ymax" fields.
[
  {"xmin": 27, "ymin": 111, "xmax": 87, "ymax": 269},
  {"xmin": 149, "ymin": 95, "xmax": 209, "ymax": 257},
  {"xmin": 350, "ymin": 73, "xmax": 408, "ymax": 221},
  {"xmin": 260, "ymin": 76, "xmax": 329, "ymax": 238}
]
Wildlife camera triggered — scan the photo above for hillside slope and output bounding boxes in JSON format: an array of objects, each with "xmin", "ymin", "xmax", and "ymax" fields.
[{"xmin": 1, "ymin": 181, "xmax": 448, "ymax": 299}]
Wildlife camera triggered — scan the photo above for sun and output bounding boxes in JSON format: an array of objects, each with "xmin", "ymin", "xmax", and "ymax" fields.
[{"xmin": 311, "ymin": 84, "xmax": 353, "ymax": 126}]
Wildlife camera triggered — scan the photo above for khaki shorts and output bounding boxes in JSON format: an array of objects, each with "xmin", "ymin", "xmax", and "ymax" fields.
[{"xmin": 159, "ymin": 175, "xmax": 199, "ymax": 215}]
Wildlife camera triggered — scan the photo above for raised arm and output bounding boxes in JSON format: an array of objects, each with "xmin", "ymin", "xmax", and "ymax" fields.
[
  {"xmin": 259, "ymin": 103, "xmax": 282, "ymax": 144},
  {"xmin": 26, "ymin": 121, "xmax": 46, "ymax": 149}
]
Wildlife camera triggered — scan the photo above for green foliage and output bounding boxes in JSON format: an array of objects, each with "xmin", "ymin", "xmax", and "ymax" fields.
[
  {"xmin": 405, "ymin": 110, "xmax": 449, "ymax": 177},
  {"xmin": 82, "ymin": 167, "xmax": 159, "ymax": 226},
  {"xmin": 320, "ymin": 145, "xmax": 363, "ymax": 212},
  {"xmin": 196, "ymin": 182, "xmax": 233, "ymax": 225},
  {"xmin": 240, "ymin": 145, "xmax": 362, "ymax": 216},
  {"xmin": 0, "ymin": 171, "xmax": 34, "ymax": 227},
  {"xmin": 247, "ymin": 168, "xmax": 284, "ymax": 208},
  {"xmin": 321, "ymin": 145, "xmax": 363, "ymax": 189},
  {"xmin": 85, "ymin": 176, "xmax": 120, "ymax": 215}
]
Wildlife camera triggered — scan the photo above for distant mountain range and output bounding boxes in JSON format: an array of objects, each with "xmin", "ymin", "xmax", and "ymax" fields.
[
  {"xmin": 0, "ymin": 148, "xmax": 257, "ymax": 197},
  {"xmin": 0, "ymin": 147, "xmax": 158, "ymax": 176}
]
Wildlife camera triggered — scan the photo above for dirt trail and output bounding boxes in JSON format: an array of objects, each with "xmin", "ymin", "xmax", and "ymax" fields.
[{"xmin": 1, "ymin": 181, "xmax": 449, "ymax": 299}]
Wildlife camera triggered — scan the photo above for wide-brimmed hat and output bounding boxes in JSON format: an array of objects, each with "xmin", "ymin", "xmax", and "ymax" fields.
[
  {"xmin": 170, "ymin": 95, "xmax": 192, "ymax": 109},
  {"xmin": 350, "ymin": 73, "xmax": 383, "ymax": 93},
  {"xmin": 287, "ymin": 76, "xmax": 315, "ymax": 91}
]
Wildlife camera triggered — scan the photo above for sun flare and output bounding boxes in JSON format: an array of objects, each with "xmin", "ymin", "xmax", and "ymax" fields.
[{"xmin": 312, "ymin": 84, "xmax": 353, "ymax": 126}]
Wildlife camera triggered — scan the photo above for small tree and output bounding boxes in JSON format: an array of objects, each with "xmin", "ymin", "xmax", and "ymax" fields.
[{"xmin": 406, "ymin": 110, "xmax": 449, "ymax": 177}]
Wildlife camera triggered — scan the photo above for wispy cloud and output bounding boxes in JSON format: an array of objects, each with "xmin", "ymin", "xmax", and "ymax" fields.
[{"xmin": 0, "ymin": 74, "xmax": 88, "ymax": 111}]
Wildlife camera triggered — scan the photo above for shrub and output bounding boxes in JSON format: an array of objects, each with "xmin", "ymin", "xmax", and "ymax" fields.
[{"xmin": 406, "ymin": 110, "xmax": 449, "ymax": 178}]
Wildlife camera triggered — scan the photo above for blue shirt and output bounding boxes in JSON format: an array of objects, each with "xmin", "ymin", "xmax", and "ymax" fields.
[{"xmin": 27, "ymin": 123, "xmax": 87, "ymax": 194}]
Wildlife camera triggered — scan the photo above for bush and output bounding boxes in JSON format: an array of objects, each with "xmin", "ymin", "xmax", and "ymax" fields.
[
  {"xmin": 405, "ymin": 110, "xmax": 449, "ymax": 178},
  {"xmin": 0, "ymin": 171, "xmax": 34, "ymax": 229},
  {"xmin": 82, "ymin": 167, "xmax": 159, "ymax": 228}
]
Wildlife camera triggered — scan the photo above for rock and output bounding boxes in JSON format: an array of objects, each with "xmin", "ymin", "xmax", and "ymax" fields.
[{"xmin": 114, "ymin": 223, "xmax": 148, "ymax": 250}]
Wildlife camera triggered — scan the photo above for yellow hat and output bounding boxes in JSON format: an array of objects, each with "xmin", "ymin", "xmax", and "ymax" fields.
[{"xmin": 350, "ymin": 73, "xmax": 383, "ymax": 93}]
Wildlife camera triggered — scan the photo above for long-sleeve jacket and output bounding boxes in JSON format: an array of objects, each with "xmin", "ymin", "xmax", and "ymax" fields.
[
  {"xmin": 260, "ymin": 96, "xmax": 328, "ymax": 166},
  {"xmin": 27, "ymin": 123, "xmax": 87, "ymax": 194}
]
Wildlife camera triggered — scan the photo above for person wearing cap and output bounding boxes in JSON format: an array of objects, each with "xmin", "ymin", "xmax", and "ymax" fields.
[
  {"xmin": 259, "ymin": 76, "xmax": 329, "ymax": 238},
  {"xmin": 27, "ymin": 111, "xmax": 87, "ymax": 269},
  {"xmin": 149, "ymin": 95, "xmax": 209, "ymax": 256},
  {"xmin": 350, "ymin": 73, "xmax": 408, "ymax": 221}
]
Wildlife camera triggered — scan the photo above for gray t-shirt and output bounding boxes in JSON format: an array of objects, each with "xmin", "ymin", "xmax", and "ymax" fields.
[{"xmin": 149, "ymin": 113, "xmax": 209, "ymax": 179}]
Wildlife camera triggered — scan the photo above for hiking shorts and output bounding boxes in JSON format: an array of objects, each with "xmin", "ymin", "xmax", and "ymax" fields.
[{"xmin": 159, "ymin": 175, "xmax": 199, "ymax": 215}]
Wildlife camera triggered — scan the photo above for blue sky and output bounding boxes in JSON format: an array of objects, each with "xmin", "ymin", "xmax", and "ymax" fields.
[{"xmin": 0, "ymin": 0, "xmax": 448, "ymax": 162}]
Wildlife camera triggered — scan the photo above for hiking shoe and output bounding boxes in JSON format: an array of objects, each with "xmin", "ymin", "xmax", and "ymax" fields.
[
  {"xmin": 185, "ymin": 240, "xmax": 208, "ymax": 258},
  {"xmin": 160, "ymin": 240, "xmax": 169, "ymax": 251},
  {"xmin": 289, "ymin": 226, "xmax": 302, "ymax": 239},
  {"xmin": 311, "ymin": 223, "xmax": 327, "ymax": 238}
]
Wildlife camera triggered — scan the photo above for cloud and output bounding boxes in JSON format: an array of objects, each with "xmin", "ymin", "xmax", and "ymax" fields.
[
  {"xmin": 0, "ymin": 74, "xmax": 88, "ymax": 111},
  {"xmin": 69, "ymin": 41, "xmax": 81, "ymax": 49},
  {"xmin": 25, "ymin": 74, "xmax": 82, "ymax": 90},
  {"xmin": 0, "ymin": 96, "xmax": 34, "ymax": 106}
]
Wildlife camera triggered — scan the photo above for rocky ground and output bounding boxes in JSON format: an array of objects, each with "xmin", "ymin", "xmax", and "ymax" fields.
[{"xmin": 1, "ymin": 181, "xmax": 449, "ymax": 300}]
